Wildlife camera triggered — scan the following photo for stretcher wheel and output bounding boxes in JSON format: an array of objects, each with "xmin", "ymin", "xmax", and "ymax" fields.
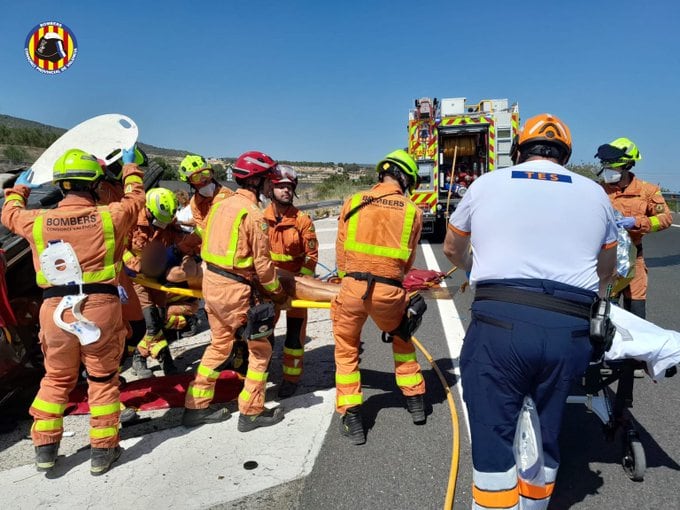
[{"xmin": 622, "ymin": 435, "xmax": 646, "ymax": 481}]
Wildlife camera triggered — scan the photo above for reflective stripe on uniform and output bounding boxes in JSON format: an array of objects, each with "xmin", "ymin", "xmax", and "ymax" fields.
[
  {"xmin": 6, "ymin": 193, "xmax": 26, "ymax": 203},
  {"xmin": 472, "ymin": 466, "xmax": 519, "ymax": 508},
  {"xmin": 336, "ymin": 371, "xmax": 360, "ymax": 385},
  {"xmin": 239, "ymin": 388, "xmax": 251, "ymax": 402},
  {"xmin": 344, "ymin": 193, "xmax": 416, "ymax": 261},
  {"xmin": 124, "ymin": 175, "xmax": 143, "ymax": 185},
  {"xmin": 299, "ymin": 266, "xmax": 314, "ymax": 276},
  {"xmin": 283, "ymin": 347, "xmax": 304, "ymax": 357},
  {"xmin": 188, "ymin": 386, "xmax": 214, "ymax": 399},
  {"xmin": 33, "ymin": 418, "xmax": 63, "ymax": 432},
  {"xmin": 650, "ymin": 215, "xmax": 661, "ymax": 231},
  {"xmin": 90, "ymin": 427, "xmax": 118, "ymax": 439},
  {"xmin": 283, "ymin": 366, "xmax": 302, "ymax": 376},
  {"xmin": 202, "ymin": 207, "xmax": 254, "ymax": 268},
  {"xmin": 270, "ymin": 252, "xmax": 296, "ymax": 262},
  {"xmin": 90, "ymin": 402, "xmax": 120, "ymax": 417},
  {"xmin": 34, "ymin": 206, "xmax": 120, "ymax": 286},
  {"xmin": 197, "ymin": 364, "xmax": 220, "ymax": 379},
  {"xmin": 393, "ymin": 352, "xmax": 417, "ymax": 363},
  {"xmin": 518, "ymin": 479, "xmax": 555, "ymax": 500},
  {"xmin": 337, "ymin": 394, "xmax": 363, "ymax": 407},
  {"xmin": 245, "ymin": 369, "xmax": 268, "ymax": 382},
  {"xmin": 31, "ymin": 398, "xmax": 66, "ymax": 415},
  {"xmin": 149, "ymin": 340, "xmax": 168, "ymax": 357},
  {"xmin": 395, "ymin": 373, "xmax": 423, "ymax": 387},
  {"xmin": 262, "ymin": 279, "xmax": 281, "ymax": 292}
]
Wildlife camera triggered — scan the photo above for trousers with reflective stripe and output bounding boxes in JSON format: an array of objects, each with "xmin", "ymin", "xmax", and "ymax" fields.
[
  {"xmin": 277, "ymin": 307, "xmax": 307, "ymax": 383},
  {"xmin": 331, "ymin": 277, "xmax": 425, "ymax": 414},
  {"xmin": 461, "ymin": 297, "xmax": 592, "ymax": 509},
  {"xmin": 185, "ymin": 269, "xmax": 272, "ymax": 415},
  {"xmin": 31, "ymin": 294, "xmax": 125, "ymax": 448}
]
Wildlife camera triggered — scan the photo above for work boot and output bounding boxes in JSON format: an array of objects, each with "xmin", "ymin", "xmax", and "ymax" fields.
[
  {"xmin": 182, "ymin": 406, "xmax": 231, "ymax": 428},
  {"xmin": 157, "ymin": 347, "xmax": 178, "ymax": 375},
  {"xmin": 277, "ymin": 380, "xmax": 298, "ymax": 399},
  {"xmin": 406, "ymin": 394, "xmax": 427, "ymax": 425},
  {"xmin": 35, "ymin": 442, "xmax": 59, "ymax": 472},
  {"xmin": 90, "ymin": 446, "xmax": 121, "ymax": 476},
  {"xmin": 119, "ymin": 406, "xmax": 139, "ymax": 425},
  {"xmin": 339, "ymin": 406, "xmax": 365, "ymax": 445},
  {"xmin": 131, "ymin": 350, "xmax": 153, "ymax": 378},
  {"xmin": 237, "ymin": 407, "xmax": 284, "ymax": 432},
  {"xmin": 181, "ymin": 315, "xmax": 200, "ymax": 338}
]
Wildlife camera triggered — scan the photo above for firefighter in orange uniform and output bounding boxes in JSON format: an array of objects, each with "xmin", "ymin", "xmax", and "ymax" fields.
[
  {"xmin": 2, "ymin": 147, "xmax": 145, "ymax": 475},
  {"xmin": 125, "ymin": 188, "xmax": 201, "ymax": 377},
  {"xmin": 178, "ymin": 154, "xmax": 234, "ymax": 236},
  {"xmin": 183, "ymin": 151, "xmax": 288, "ymax": 431},
  {"xmin": 596, "ymin": 137, "xmax": 672, "ymax": 318},
  {"xmin": 332, "ymin": 149, "xmax": 427, "ymax": 445},
  {"xmin": 263, "ymin": 165, "xmax": 318, "ymax": 398},
  {"xmin": 96, "ymin": 152, "xmax": 147, "ymax": 365}
]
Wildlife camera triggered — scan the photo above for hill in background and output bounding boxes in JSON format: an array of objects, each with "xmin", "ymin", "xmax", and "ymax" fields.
[{"xmin": 0, "ymin": 114, "xmax": 372, "ymax": 187}]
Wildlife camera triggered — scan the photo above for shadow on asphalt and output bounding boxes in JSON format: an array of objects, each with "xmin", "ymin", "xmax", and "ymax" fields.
[{"xmin": 645, "ymin": 254, "xmax": 680, "ymax": 268}]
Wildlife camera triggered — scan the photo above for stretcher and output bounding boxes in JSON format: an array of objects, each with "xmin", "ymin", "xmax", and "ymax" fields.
[{"xmin": 567, "ymin": 305, "xmax": 680, "ymax": 481}]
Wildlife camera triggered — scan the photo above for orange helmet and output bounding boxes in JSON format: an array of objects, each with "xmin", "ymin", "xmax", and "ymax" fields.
[{"xmin": 511, "ymin": 113, "xmax": 572, "ymax": 164}]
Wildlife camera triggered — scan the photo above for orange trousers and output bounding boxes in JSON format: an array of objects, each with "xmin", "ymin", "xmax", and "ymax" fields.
[
  {"xmin": 31, "ymin": 294, "xmax": 125, "ymax": 448},
  {"xmin": 331, "ymin": 279, "xmax": 425, "ymax": 414},
  {"xmin": 623, "ymin": 255, "xmax": 648, "ymax": 301},
  {"xmin": 185, "ymin": 269, "xmax": 272, "ymax": 416},
  {"xmin": 274, "ymin": 307, "xmax": 308, "ymax": 384}
]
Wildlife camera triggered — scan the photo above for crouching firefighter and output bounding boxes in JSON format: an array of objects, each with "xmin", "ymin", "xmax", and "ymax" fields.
[
  {"xmin": 332, "ymin": 149, "xmax": 427, "ymax": 446},
  {"xmin": 183, "ymin": 151, "xmax": 288, "ymax": 431},
  {"xmin": 125, "ymin": 188, "xmax": 201, "ymax": 377},
  {"xmin": 1, "ymin": 147, "xmax": 145, "ymax": 475}
]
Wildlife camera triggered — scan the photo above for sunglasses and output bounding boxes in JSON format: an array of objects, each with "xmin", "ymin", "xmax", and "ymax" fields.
[{"xmin": 189, "ymin": 169, "xmax": 212, "ymax": 185}]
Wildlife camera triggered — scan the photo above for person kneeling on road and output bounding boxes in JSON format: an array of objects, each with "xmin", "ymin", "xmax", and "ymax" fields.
[{"xmin": 182, "ymin": 151, "xmax": 288, "ymax": 431}]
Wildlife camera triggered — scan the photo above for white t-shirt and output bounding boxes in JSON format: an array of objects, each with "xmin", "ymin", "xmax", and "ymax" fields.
[
  {"xmin": 449, "ymin": 160, "xmax": 618, "ymax": 292},
  {"xmin": 176, "ymin": 204, "xmax": 194, "ymax": 233}
]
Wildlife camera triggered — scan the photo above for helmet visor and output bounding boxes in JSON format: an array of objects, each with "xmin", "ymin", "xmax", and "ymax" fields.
[{"xmin": 189, "ymin": 169, "xmax": 212, "ymax": 185}]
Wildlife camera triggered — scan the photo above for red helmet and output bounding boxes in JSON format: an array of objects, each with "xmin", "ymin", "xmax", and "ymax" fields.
[
  {"xmin": 232, "ymin": 151, "xmax": 277, "ymax": 179},
  {"xmin": 271, "ymin": 164, "xmax": 298, "ymax": 189}
]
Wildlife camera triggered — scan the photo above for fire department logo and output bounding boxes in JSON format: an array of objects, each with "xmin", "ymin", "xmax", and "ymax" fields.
[{"xmin": 24, "ymin": 22, "xmax": 78, "ymax": 74}]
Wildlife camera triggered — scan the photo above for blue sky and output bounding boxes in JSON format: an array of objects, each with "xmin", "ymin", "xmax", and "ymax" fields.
[{"xmin": 2, "ymin": 1, "xmax": 680, "ymax": 190}]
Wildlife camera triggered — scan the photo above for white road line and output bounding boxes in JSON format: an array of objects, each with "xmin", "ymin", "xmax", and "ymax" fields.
[
  {"xmin": 318, "ymin": 243, "xmax": 335, "ymax": 250},
  {"xmin": 420, "ymin": 241, "xmax": 471, "ymax": 439},
  {"xmin": 672, "ymin": 224, "xmax": 680, "ymax": 228},
  {"xmin": 314, "ymin": 227, "xmax": 339, "ymax": 233}
]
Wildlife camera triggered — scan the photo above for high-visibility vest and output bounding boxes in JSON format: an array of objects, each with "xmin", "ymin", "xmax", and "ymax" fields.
[
  {"xmin": 33, "ymin": 206, "xmax": 120, "ymax": 286},
  {"xmin": 343, "ymin": 193, "xmax": 417, "ymax": 261},
  {"xmin": 201, "ymin": 206, "xmax": 254, "ymax": 269}
]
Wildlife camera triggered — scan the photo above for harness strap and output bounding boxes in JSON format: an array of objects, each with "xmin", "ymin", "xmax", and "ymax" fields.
[
  {"xmin": 43, "ymin": 283, "xmax": 119, "ymax": 299},
  {"xmin": 474, "ymin": 285, "xmax": 592, "ymax": 320},
  {"xmin": 346, "ymin": 272, "xmax": 403, "ymax": 300}
]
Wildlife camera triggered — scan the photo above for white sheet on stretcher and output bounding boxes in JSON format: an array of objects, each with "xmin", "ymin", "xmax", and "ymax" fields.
[{"xmin": 604, "ymin": 305, "xmax": 680, "ymax": 381}]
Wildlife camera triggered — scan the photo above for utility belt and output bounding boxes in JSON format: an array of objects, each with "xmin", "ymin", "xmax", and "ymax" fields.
[
  {"xmin": 206, "ymin": 262, "xmax": 251, "ymax": 286},
  {"xmin": 206, "ymin": 262, "xmax": 275, "ymax": 341},
  {"xmin": 43, "ymin": 283, "xmax": 119, "ymax": 299},
  {"xmin": 345, "ymin": 272, "xmax": 402, "ymax": 300},
  {"xmin": 474, "ymin": 284, "xmax": 614, "ymax": 361},
  {"xmin": 474, "ymin": 285, "xmax": 592, "ymax": 319}
]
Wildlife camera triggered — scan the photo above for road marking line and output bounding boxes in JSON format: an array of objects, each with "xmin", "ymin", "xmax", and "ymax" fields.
[
  {"xmin": 421, "ymin": 241, "xmax": 471, "ymax": 439},
  {"xmin": 318, "ymin": 243, "xmax": 335, "ymax": 250},
  {"xmin": 314, "ymin": 227, "xmax": 339, "ymax": 233},
  {"xmin": 672, "ymin": 224, "xmax": 680, "ymax": 228}
]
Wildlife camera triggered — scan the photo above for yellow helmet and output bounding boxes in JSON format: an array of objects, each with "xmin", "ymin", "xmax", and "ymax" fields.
[
  {"xmin": 376, "ymin": 149, "xmax": 420, "ymax": 193},
  {"xmin": 53, "ymin": 149, "xmax": 104, "ymax": 185},
  {"xmin": 596, "ymin": 137, "xmax": 641, "ymax": 169},
  {"xmin": 146, "ymin": 188, "xmax": 178, "ymax": 225},
  {"xmin": 179, "ymin": 154, "xmax": 211, "ymax": 182}
]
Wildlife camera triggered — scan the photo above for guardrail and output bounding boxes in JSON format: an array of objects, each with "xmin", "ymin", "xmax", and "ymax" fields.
[{"xmin": 662, "ymin": 192, "xmax": 680, "ymax": 213}]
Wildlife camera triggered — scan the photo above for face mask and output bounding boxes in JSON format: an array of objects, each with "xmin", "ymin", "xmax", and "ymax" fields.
[
  {"xmin": 601, "ymin": 169, "xmax": 622, "ymax": 184},
  {"xmin": 198, "ymin": 182, "xmax": 216, "ymax": 197}
]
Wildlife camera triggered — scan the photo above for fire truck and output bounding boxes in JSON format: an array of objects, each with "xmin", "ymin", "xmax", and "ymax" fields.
[{"xmin": 407, "ymin": 97, "xmax": 520, "ymax": 241}]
